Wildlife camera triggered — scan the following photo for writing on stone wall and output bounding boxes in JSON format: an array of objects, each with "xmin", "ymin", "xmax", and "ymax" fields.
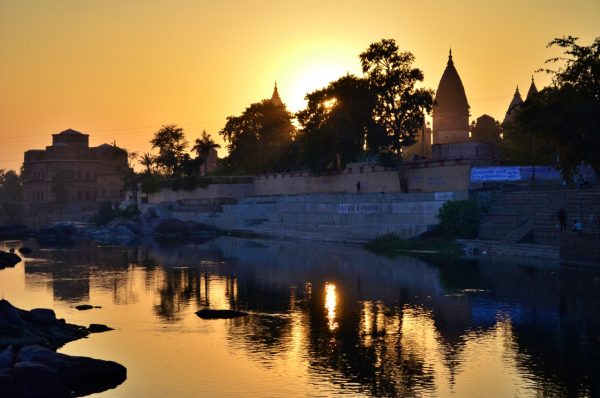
[
  {"xmin": 471, "ymin": 167, "xmax": 521, "ymax": 182},
  {"xmin": 337, "ymin": 203, "xmax": 383, "ymax": 214}
]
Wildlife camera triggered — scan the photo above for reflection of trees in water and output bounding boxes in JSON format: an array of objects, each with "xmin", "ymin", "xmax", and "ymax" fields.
[
  {"xmin": 506, "ymin": 269, "xmax": 600, "ymax": 397},
  {"xmin": 24, "ymin": 238, "xmax": 600, "ymax": 396}
]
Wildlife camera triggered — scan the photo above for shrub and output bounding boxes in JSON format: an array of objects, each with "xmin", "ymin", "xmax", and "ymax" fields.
[{"xmin": 437, "ymin": 199, "xmax": 481, "ymax": 239}]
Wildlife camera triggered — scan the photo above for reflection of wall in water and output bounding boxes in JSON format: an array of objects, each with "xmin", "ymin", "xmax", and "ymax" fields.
[{"xmin": 24, "ymin": 241, "xmax": 139, "ymax": 304}]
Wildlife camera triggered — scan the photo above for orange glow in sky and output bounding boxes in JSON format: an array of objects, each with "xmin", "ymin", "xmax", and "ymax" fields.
[{"xmin": 1, "ymin": 0, "xmax": 599, "ymax": 170}]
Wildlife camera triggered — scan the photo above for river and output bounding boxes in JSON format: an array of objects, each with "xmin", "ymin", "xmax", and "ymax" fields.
[{"xmin": 1, "ymin": 237, "xmax": 599, "ymax": 397}]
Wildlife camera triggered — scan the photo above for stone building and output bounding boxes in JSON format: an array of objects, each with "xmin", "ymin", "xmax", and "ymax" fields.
[{"xmin": 22, "ymin": 129, "xmax": 128, "ymax": 224}]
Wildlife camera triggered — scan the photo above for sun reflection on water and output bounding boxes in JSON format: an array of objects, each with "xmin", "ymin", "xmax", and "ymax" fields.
[{"xmin": 325, "ymin": 282, "xmax": 338, "ymax": 331}]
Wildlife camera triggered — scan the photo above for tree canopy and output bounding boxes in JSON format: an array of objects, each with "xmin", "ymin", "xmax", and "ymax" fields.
[
  {"xmin": 296, "ymin": 74, "xmax": 377, "ymax": 173},
  {"xmin": 510, "ymin": 36, "xmax": 600, "ymax": 179},
  {"xmin": 219, "ymin": 100, "xmax": 295, "ymax": 174},
  {"xmin": 0, "ymin": 170, "xmax": 21, "ymax": 203},
  {"xmin": 359, "ymin": 39, "xmax": 434, "ymax": 157},
  {"xmin": 192, "ymin": 130, "xmax": 221, "ymax": 175},
  {"xmin": 150, "ymin": 124, "xmax": 188, "ymax": 176}
]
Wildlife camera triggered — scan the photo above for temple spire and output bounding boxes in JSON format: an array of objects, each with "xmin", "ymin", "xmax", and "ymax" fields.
[
  {"xmin": 503, "ymin": 85, "xmax": 524, "ymax": 124},
  {"xmin": 448, "ymin": 47, "xmax": 454, "ymax": 65},
  {"xmin": 526, "ymin": 76, "xmax": 538, "ymax": 100},
  {"xmin": 271, "ymin": 81, "xmax": 283, "ymax": 107}
]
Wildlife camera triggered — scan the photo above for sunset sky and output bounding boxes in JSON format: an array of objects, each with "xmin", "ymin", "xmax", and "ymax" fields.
[{"xmin": 1, "ymin": 0, "xmax": 598, "ymax": 171}]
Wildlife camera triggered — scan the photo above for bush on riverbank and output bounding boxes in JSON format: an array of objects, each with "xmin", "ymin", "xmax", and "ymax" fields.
[
  {"xmin": 91, "ymin": 202, "xmax": 139, "ymax": 226},
  {"xmin": 365, "ymin": 232, "xmax": 463, "ymax": 261},
  {"xmin": 437, "ymin": 199, "xmax": 481, "ymax": 239}
]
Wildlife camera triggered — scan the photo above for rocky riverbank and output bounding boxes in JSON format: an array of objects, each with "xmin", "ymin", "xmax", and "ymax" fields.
[
  {"xmin": 0, "ymin": 207, "xmax": 219, "ymax": 247},
  {"xmin": 0, "ymin": 299, "xmax": 126, "ymax": 397}
]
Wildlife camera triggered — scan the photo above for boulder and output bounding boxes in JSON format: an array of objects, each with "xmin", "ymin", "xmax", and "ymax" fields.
[
  {"xmin": 0, "ymin": 250, "xmax": 21, "ymax": 269},
  {"xmin": 88, "ymin": 324, "xmax": 113, "ymax": 333},
  {"xmin": 195, "ymin": 308, "xmax": 249, "ymax": 319},
  {"xmin": 14, "ymin": 360, "xmax": 69, "ymax": 397},
  {"xmin": 18, "ymin": 247, "xmax": 33, "ymax": 255},
  {"xmin": 17, "ymin": 345, "xmax": 127, "ymax": 397},
  {"xmin": 0, "ymin": 300, "xmax": 88, "ymax": 349}
]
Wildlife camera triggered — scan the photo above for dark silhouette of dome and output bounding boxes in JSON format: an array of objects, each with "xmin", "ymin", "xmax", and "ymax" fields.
[{"xmin": 432, "ymin": 49, "xmax": 470, "ymax": 144}]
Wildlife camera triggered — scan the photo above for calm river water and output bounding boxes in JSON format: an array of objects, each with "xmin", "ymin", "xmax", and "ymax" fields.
[{"xmin": 1, "ymin": 237, "xmax": 599, "ymax": 397}]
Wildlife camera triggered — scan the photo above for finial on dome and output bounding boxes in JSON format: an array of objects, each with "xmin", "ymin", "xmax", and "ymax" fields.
[{"xmin": 447, "ymin": 47, "xmax": 454, "ymax": 65}]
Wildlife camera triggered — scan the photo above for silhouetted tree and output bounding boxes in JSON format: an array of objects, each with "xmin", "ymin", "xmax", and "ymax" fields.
[
  {"xmin": 470, "ymin": 115, "xmax": 502, "ymax": 145},
  {"xmin": 219, "ymin": 100, "xmax": 295, "ymax": 174},
  {"xmin": 192, "ymin": 130, "xmax": 221, "ymax": 175},
  {"xmin": 150, "ymin": 124, "xmax": 188, "ymax": 176},
  {"xmin": 0, "ymin": 169, "xmax": 22, "ymax": 203},
  {"xmin": 139, "ymin": 153, "xmax": 156, "ymax": 175},
  {"xmin": 360, "ymin": 39, "xmax": 434, "ymax": 155},
  {"xmin": 296, "ymin": 74, "xmax": 376, "ymax": 173},
  {"xmin": 510, "ymin": 36, "xmax": 600, "ymax": 179}
]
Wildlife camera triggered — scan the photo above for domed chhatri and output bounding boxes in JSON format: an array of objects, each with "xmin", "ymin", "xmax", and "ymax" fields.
[{"xmin": 432, "ymin": 49, "xmax": 470, "ymax": 145}]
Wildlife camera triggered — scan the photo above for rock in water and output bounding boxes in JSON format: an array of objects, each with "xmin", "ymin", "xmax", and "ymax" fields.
[
  {"xmin": 18, "ymin": 247, "xmax": 33, "ymax": 255},
  {"xmin": 195, "ymin": 308, "xmax": 249, "ymax": 319},
  {"xmin": 0, "ymin": 250, "xmax": 21, "ymax": 269},
  {"xmin": 17, "ymin": 345, "xmax": 127, "ymax": 397},
  {"xmin": 74, "ymin": 304, "xmax": 94, "ymax": 311},
  {"xmin": 0, "ymin": 300, "xmax": 88, "ymax": 349},
  {"xmin": 88, "ymin": 324, "xmax": 114, "ymax": 333}
]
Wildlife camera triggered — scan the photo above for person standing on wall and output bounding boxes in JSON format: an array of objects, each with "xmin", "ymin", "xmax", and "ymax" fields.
[
  {"xmin": 356, "ymin": 181, "xmax": 361, "ymax": 194},
  {"xmin": 558, "ymin": 208, "xmax": 567, "ymax": 232}
]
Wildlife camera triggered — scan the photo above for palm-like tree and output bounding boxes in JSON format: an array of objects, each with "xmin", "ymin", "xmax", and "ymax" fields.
[
  {"xmin": 139, "ymin": 153, "xmax": 156, "ymax": 174},
  {"xmin": 192, "ymin": 131, "xmax": 221, "ymax": 176}
]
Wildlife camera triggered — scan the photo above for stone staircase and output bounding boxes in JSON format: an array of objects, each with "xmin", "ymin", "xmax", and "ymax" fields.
[{"xmin": 478, "ymin": 186, "xmax": 600, "ymax": 246}]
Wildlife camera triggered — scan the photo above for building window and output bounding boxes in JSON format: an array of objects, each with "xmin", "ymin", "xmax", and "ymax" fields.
[
  {"xmin": 77, "ymin": 191, "xmax": 82, "ymax": 200},
  {"xmin": 77, "ymin": 171, "xmax": 81, "ymax": 180},
  {"xmin": 86, "ymin": 171, "xmax": 90, "ymax": 180}
]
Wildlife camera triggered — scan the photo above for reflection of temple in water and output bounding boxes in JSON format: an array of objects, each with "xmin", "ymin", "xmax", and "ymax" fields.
[
  {"xmin": 140, "ymin": 237, "xmax": 600, "ymax": 397},
  {"xmin": 19, "ymin": 237, "xmax": 600, "ymax": 397}
]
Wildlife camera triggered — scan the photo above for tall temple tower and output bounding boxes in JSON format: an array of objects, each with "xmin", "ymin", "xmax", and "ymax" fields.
[
  {"xmin": 432, "ymin": 49, "xmax": 470, "ymax": 144},
  {"xmin": 271, "ymin": 82, "xmax": 283, "ymax": 107},
  {"xmin": 526, "ymin": 76, "xmax": 538, "ymax": 100},
  {"xmin": 503, "ymin": 86, "xmax": 523, "ymax": 125}
]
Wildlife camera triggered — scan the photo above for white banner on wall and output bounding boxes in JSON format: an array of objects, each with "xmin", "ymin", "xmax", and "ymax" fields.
[{"xmin": 470, "ymin": 167, "xmax": 522, "ymax": 182}]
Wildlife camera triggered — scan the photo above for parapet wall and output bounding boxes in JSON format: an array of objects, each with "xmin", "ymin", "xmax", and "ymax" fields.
[{"xmin": 254, "ymin": 164, "xmax": 401, "ymax": 195}]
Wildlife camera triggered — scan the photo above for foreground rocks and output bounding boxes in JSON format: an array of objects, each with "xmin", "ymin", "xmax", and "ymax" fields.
[
  {"xmin": 0, "ymin": 300, "xmax": 88, "ymax": 349},
  {"xmin": 0, "ymin": 251, "xmax": 21, "ymax": 269},
  {"xmin": 0, "ymin": 300, "xmax": 126, "ymax": 397}
]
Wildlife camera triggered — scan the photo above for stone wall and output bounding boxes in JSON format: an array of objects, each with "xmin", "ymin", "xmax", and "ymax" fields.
[
  {"xmin": 146, "ymin": 183, "xmax": 254, "ymax": 204},
  {"xmin": 406, "ymin": 163, "xmax": 472, "ymax": 192},
  {"xmin": 161, "ymin": 191, "xmax": 469, "ymax": 243},
  {"xmin": 560, "ymin": 232, "xmax": 600, "ymax": 268},
  {"xmin": 254, "ymin": 164, "xmax": 401, "ymax": 195}
]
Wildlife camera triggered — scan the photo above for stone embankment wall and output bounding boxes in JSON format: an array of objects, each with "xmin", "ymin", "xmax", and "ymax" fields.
[
  {"xmin": 146, "ymin": 183, "xmax": 254, "ymax": 204},
  {"xmin": 142, "ymin": 161, "xmax": 473, "ymax": 205},
  {"xmin": 154, "ymin": 191, "xmax": 468, "ymax": 244}
]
